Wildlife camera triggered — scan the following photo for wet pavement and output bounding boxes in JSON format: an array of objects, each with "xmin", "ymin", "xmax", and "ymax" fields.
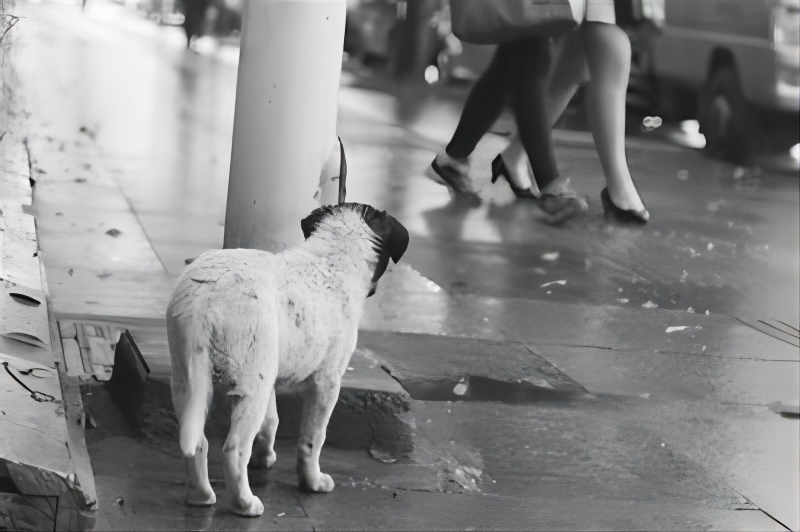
[{"xmin": 4, "ymin": 0, "xmax": 800, "ymax": 529}]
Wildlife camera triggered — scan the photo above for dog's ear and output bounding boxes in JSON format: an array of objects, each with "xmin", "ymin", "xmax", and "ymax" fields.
[
  {"xmin": 384, "ymin": 214, "xmax": 409, "ymax": 264},
  {"xmin": 356, "ymin": 205, "xmax": 409, "ymax": 283},
  {"xmin": 301, "ymin": 205, "xmax": 335, "ymax": 240}
]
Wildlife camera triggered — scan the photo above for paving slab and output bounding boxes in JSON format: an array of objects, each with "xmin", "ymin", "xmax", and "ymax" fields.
[
  {"xmin": 78, "ymin": 331, "xmax": 415, "ymax": 459},
  {"xmin": 82, "ymin": 409, "xmax": 788, "ymax": 532},
  {"xmin": 358, "ymin": 331, "xmax": 585, "ymax": 399},
  {"xmin": 530, "ymin": 344, "xmax": 800, "ymax": 406},
  {"xmin": 470, "ymin": 296, "xmax": 800, "ymax": 361},
  {"xmin": 360, "ymin": 264, "xmax": 507, "ymax": 342},
  {"xmin": 643, "ymin": 400, "xmax": 800, "ymax": 531},
  {"xmin": 28, "ymin": 137, "xmax": 174, "ymax": 324}
]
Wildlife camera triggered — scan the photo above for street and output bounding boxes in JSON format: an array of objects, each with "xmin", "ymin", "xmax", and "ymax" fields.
[{"xmin": 3, "ymin": 0, "xmax": 799, "ymax": 529}]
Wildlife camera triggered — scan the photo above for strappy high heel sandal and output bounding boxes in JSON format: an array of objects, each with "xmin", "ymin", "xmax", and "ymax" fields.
[
  {"xmin": 490, "ymin": 155, "xmax": 537, "ymax": 200},
  {"xmin": 600, "ymin": 187, "xmax": 650, "ymax": 225}
]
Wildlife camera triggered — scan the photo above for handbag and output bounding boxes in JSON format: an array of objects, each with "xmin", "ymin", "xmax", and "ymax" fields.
[{"xmin": 449, "ymin": 0, "xmax": 582, "ymax": 45}]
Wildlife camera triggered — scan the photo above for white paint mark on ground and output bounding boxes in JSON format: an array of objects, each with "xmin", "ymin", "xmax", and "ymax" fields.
[{"xmin": 666, "ymin": 326, "xmax": 688, "ymax": 333}]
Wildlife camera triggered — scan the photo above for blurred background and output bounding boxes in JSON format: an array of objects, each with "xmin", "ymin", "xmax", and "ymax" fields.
[{"xmin": 119, "ymin": 0, "xmax": 799, "ymax": 169}]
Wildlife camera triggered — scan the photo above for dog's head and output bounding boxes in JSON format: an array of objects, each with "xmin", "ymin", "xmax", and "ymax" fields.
[{"xmin": 301, "ymin": 203, "xmax": 409, "ymax": 297}]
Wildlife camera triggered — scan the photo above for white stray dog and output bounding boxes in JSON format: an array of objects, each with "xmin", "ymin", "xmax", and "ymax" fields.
[{"xmin": 167, "ymin": 203, "xmax": 409, "ymax": 517}]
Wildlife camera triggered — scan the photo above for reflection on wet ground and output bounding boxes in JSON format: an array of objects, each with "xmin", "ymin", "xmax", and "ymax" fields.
[{"xmin": 15, "ymin": 0, "xmax": 799, "ymax": 328}]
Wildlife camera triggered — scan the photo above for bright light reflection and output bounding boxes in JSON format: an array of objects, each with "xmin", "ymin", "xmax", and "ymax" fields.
[
  {"xmin": 680, "ymin": 119, "xmax": 706, "ymax": 149},
  {"xmin": 424, "ymin": 65, "xmax": 440, "ymax": 85},
  {"xmin": 680, "ymin": 120, "xmax": 701, "ymax": 134}
]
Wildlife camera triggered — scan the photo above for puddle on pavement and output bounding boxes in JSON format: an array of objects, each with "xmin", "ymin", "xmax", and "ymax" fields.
[{"xmin": 395, "ymin": 375, "xmax": 581, "ymax": 404}]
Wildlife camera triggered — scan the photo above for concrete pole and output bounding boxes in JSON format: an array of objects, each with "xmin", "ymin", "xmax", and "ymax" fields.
[{"xmin": 224, "ymin": 0, "xmax": 346, "ymax": 252}]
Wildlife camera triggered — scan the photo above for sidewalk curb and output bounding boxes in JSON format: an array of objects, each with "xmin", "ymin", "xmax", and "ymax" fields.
[
  {"xmin": 78, "ymin": 355, "xmax": 416, "ymax": 462},
  {"xmin": 0, "ymin": 136, "xmax": 96, "ymax": 530}
]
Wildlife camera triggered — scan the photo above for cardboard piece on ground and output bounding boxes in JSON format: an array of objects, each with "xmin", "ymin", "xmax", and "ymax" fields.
[
  {"xmin": 0, "ymin": 335, "xmax": 53, "ymax": 369},
  {"xmin": 0, "ymin": 493, "xmax": 58, "ymax": 531},
  {"xmin": 58, "ymin": 321, "xmax": 77, "ymax": 339},
  {"xmin": 61, "ymin": 336, "xmax": 85, "ymax": 377},
  {"xmin": 0, "ymin": 207, "xmax": 41, "ymax": 293},
  {"xmin": 0, "ymin": 282, "xmax": 50, "ymax": 349}
]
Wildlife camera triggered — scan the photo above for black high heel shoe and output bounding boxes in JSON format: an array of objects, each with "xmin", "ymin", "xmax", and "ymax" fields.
[
  {"xmin": 491, "ymin": 155, "xmax": 537, "ymax": 200},
  {"xmin": 600, "ymin": 187, "xmax": 649, "ymax": 225}
]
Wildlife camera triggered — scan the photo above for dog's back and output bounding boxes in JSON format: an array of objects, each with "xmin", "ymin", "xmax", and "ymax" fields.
[{"xmin": 167, "ymin": 248, "xmax": 283, "ymax": 456}]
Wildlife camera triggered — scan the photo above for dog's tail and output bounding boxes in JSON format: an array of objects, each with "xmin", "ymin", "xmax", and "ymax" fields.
[{"xmin": 169, "ymin": 325, "xmax": 213, "ymax": 458}]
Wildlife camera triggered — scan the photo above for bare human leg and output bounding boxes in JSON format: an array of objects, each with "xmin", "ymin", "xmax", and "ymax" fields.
[
  {"xmin": 582, "ymin": 21, "xmax": 648, "ymax": 217},
  {"xmin": 501, "ymin": 31, "xmax": 587, "ymax": 190}
]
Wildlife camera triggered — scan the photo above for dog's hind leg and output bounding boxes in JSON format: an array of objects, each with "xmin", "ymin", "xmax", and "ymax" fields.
[
  {"xmin": 186, "ymin": 434, "xmax": 215, "ymax": 505},
  {"xmin": 250, "ymin": 388, "xmax": 278, "ymax": 469},
  {"xmin": 296, "ymin": 376, "xmax": 340, "ymax": 493},
  {"xmin": 223, "ymin": 390, "xmax": 269, "ymax": 517}
]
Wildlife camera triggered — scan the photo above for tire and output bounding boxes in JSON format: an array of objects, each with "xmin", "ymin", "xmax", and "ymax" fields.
[{"xmin": 699, "ymin": 66, "xmax": 761, "ymax": 163}]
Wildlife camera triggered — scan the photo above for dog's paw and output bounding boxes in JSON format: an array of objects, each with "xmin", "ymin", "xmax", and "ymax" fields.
[
  {"xmin": 249, "ymin": 449, "xmax": 277, "ymax": 469},
  {"xmin": 301, "ymin": 472, "xmax": 335, "ymax": 493},
  {"xmin": 225, "ymin": 493, "xmax": 264, "ymax": 517},
  {"xmin": 187, "ymin": 486, "xmax": 216, "ymax": 506}
]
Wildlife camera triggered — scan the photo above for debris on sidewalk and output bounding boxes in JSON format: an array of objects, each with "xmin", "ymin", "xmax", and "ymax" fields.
[
  {"xmin": 642, "ymin": 116, "xmax": 662, "ymax": 131},
  {"xmin": 540, "ymin": 280, "xmax": 567, "ymax": 288}
]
